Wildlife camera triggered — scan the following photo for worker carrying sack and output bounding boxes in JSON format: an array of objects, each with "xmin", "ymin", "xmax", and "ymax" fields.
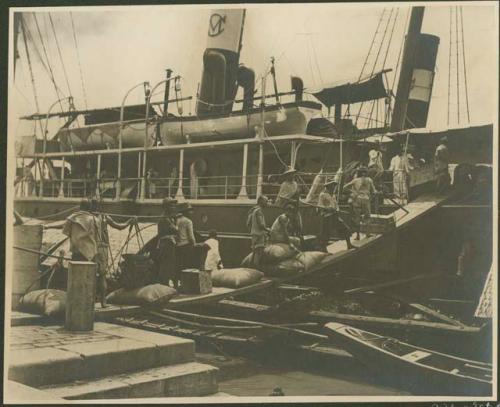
[
  {"xmin": 262, "ymin": 243, "xmax": 297, "ymax": 264},
  {"xmin": 211, "ymin": 268, "xmax": 263, "ymax": 288},
  {"xmin": 19, "ymin": 289, "xmax": 66, "ymax": 317},
  {"xmin": 106, "ymin": 284, "xmax": 177, "ymax": 307}
]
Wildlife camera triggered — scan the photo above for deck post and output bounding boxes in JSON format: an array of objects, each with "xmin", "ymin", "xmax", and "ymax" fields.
[
  {"xmin": 175, "ymin": 148, "xmax": 185, "ymax": 200},
  {"xmin": 116, "ymin": 151, "xmax": 122, "ymax": 200},
  {"xmin": 65, "ymin": 261, "xmax": 96, "ymax": 331},
  {"xmin": 237, "ymin": 143, "xmax": 249, "ymax": 199},
  {"xmin": 256, "ymin": 143, "xmax": 264, "ymax": 198},
  {"xmin": 58, "ymin": 156, "xmax": 65, "ymax": 197},
  {"xmin": 290, "ymin": 141, "xmax": 297, "ymax": 168},
  {"xmin": 140, "ymin": 150, "xmax": 147, "ymax": 200},
  {"xmin": 96, "ymin": 154, "xmax": 101, "ymax": 198}
]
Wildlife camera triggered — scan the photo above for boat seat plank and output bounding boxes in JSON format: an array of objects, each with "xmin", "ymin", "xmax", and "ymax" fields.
[{"xmin": 401, "ymin": 350, "xmax": 432, "ymax": 362}]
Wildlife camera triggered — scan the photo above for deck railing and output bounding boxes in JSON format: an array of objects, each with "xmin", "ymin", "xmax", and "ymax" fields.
[{"xmin": 13, "ymin": 166, "xmax": 430, "ymax": 206}]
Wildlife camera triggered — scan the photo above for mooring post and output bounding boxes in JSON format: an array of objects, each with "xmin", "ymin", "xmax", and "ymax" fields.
[{"xmin": 65, "ymin": 261, "xmax": 97, "ymax": 331}]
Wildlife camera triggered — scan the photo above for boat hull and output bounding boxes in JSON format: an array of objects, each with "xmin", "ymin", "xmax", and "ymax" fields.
[
  {"xmin": 55, "ymin": 102, "xmax": 322, "ymax": 151},
  {"xmin": 325, "ymin": 322, "xmax": 492, "ymax": 396}
]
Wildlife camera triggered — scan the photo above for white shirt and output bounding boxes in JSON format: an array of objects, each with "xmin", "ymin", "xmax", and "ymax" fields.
[
  {"xmin": 204, "ymin": 238, "xmax": 222, "ymax": 271},
  {"xmin": 389, "ymin": 155, "xmax": 412, "ymax": 173},
  {"xmin": 368, "ymin": 149, "xmax": 384, "ymax": 170}
]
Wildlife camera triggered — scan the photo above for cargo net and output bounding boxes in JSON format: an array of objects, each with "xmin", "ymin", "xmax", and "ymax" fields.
[{"xmin": 103, "ymin": 222, "xmax": 157, "ymax": 287}]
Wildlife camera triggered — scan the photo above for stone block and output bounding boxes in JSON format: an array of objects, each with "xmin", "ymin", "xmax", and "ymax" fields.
[
  {"xmin": 8, "ymin": 347, "xmax": 84, "ymax": 387},
  {"xmin": 57, "ymin": 338, "xmax": 158, "ymax": 379},
  {"xmin": 5, "ymin": 380, "xmax": 63, "ymax": 402},
  {"xmin": 43, "ymin": 362, "xmax": 218, "ymax": 400},
  {"xmin": 94, "ymin": 323, "xmax": 196, "ymax": 365}
]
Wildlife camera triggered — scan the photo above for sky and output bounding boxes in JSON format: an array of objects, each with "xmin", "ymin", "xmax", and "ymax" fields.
[{"xmin": 8, "ymin": 2, "xmax": 498, "ymax": 139}]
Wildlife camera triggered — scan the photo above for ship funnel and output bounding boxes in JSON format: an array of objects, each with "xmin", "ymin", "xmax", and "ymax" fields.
[
  {"xmin": 196, "ymin": 9, "xmax": 246, "ymax": 117},
  {"xmin": 406, "ymin": 34, "xmax": 439, "ymax": 128},
  {"xmin": 291, "ymin": 76, "xmax": 304, "ymax": 102}
]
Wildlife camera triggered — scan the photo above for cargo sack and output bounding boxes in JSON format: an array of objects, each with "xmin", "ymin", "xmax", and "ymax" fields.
[
  {"xmin": 267, "ymin": 257, "xmax": 305, "ymax": 276},
  {"xmin": 106, "ymin": 284, "xmax": 177, "ymax": 307},
  {"xmin": 19, "ymin": 289, "xmax": 66, "ymax": 317},
  {"xmin": 211, "ymin": 268, "xmax": 263, "ymax": 288},
  {"xmin": 264, "ymin": 251, "xmax": 329, "ymax": 276},
  {"xmin": 262, "ymin": 243, "xmax": 297, "ymax": 264},
  {"xmin": 118, "ymin": 254, "xmax": 155, "ymax": 289},
  {"xmin": 298, "ymin": 251, "xmax": 330, "ymax": 270}
]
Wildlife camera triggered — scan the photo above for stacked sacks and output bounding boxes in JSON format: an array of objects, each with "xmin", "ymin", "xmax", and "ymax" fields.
[
  {"xmin": 241, "ymin": 243, "xmax": 329, "ymax": 277},
  {"xmin": 266, "ymin": 251, "xmax": 329, "ymax": 277},
  {"xmin": 19, "ymin": 289, "xmax": 66, "ymax": 318}
]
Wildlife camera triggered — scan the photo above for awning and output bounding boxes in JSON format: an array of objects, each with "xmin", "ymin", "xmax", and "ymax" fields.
[{"xmin": 311, "ymin": 71, "xmax": 388, "ymax": 107}]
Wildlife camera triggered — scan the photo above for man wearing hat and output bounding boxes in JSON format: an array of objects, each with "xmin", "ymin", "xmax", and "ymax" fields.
[
  {"xmin": 343, "ymin": 166, "xmax": 377, "ymax": 240},
  {"xmin": 175, "ymin": 202, "xmax": 196, "ymax": 286},
  {"xmin": 156, "ymin": 198, "xmax": 179, "ymax": 286},
  {"xmin": 389, "ymin": 147, "xmax": 413, "ymax": 205},
  {"xmin": 434, "ymin": 136, "xmax": 451, "ymax": 193},
  {"xmin": 317, "ymin": 180, "xmax": 355, "ymax": 251},
  {"xmin": 274, "ymin": 167, "xmax": 300, "ymax": 208},
  {"xmin": 90, "ymin": 198, "xmax": 135, "ymax": 307}
]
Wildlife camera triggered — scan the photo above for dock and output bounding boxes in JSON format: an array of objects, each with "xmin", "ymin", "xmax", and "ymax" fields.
[{"xmin": 6, "ymin": 321, "xmax": 219, "ymax": 400}]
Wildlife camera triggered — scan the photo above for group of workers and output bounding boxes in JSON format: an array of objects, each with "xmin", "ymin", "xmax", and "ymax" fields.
[
  {"xmin": 247, "ymin": 136, "xmax": 452, "ymax": 265},
  {"xmin": 62, "ymin": 197, "xmax": 223, "ymax": 307},
  {"xmin": 154, "ymin": 198, "xmax": 222, "ymax": 287}
]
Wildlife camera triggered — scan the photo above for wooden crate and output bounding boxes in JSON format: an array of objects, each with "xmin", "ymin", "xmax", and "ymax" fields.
[
  {"xmin": 361, "ymin": 214, "xmax": 396, "ymax": 235},
  {"xmin": 179, "ymin": 268, "xmax": 212, "ymax": 295}
]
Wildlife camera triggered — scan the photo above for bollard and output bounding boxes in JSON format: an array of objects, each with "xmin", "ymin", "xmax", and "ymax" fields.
[{"xmin": 65, "ymin": 261, "xmax": 97, "ymax": 331}]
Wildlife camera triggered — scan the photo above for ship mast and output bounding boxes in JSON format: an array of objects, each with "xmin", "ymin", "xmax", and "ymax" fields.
[{"xmin": 391, "ymin": 6, "xmax": 424, "ymax": 132}]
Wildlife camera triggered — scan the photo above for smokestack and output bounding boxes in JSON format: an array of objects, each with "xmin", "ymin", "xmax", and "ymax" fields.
[
  {"xmin": 405, "ymin": 34, "xmax": 439, "ymax": 128},
  {"xmin": 196, "ymin": 9, "xmax": 246, "ymax": 118}
]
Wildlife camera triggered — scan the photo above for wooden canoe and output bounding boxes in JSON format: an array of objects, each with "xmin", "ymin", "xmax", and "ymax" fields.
[{"xmin": 324, "ymin": 322, "xmax": 492, "ymax": 396}]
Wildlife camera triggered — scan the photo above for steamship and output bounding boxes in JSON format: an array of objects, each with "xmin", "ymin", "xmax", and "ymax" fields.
[{"xmin": 13, "ymin": 7, "xmax": 493, "ymax": 253}]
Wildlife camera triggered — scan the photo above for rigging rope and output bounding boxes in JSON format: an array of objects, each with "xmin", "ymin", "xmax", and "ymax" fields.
[
  {"xmin": 459, "ymin": 6, "xmax": 471, "ymax": 123},
  {"xmin": 19, "ymin": 16, "xmax": 41, "ymax": 119},
  {"xmin": 70, "ymin": 12, "xmax": 88, "ymax": 110},
  {"xmin": 32, "ymin": 13, "xmax": 65, "ymax": 112},
  {"xmin": 355, "ymin": 7, "xmax": 394, "ymax": 127},
  {"xmin": 48, "ymin": 13, "xmax": 73, "ymax": 98},
  {"xmin": 390, "ymin": 6, "xmax": 410, "ymax": 95}
]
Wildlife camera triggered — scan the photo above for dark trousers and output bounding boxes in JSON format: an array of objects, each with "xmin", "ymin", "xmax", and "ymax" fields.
[
  {"xmin": 176, "ymin": 244, "xmax": 194, "ymax": 285},
  {"xmin": 156, "ymin": 237, "xmax": 177, "ymax": 286}
]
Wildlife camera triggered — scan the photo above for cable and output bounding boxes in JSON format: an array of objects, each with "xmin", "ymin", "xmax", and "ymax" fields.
[
  {"xmin": 19, "ymin": 16, "xmax": 40, "ymax": 114},
  {"xmin": 13, "ymin": 245, "xmax": 73, "ymax": 261},
  {"xmin": 310, "ymin": 35, "xmax": 324, "ymax": 84},
  {"xmin": 69, "ymin": 12, "xmax": 88, "ymax": 110},
  {"xmin": 459, "ymin": 6, "xmax": 471, "ymax": 123},
  {"xmin": 390, "ymin": 6, "xmax": 410, "ymax": 96},
  {"xmin": 48, "ymin": 13, "xmax": 72, "ymax": 98}
]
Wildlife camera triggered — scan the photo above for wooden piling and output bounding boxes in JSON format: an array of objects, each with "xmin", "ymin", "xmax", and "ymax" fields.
[{"xmin": 65, "ymin": 261, "xmax": 96, "ymax": 331}]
